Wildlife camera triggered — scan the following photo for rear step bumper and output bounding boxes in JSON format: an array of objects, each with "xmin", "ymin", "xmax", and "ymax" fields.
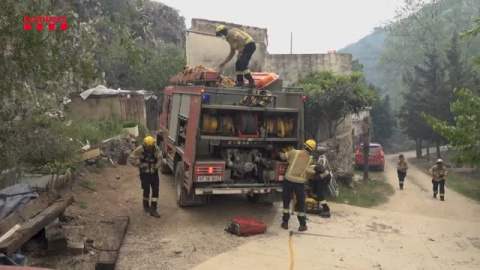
[{"xmin": 195, "ymin": 187, "xmax": 282, "ymax": 195}]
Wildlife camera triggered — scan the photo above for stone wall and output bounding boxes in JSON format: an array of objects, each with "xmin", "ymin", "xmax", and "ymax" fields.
[
  {"xmin": 265, "ymin": 53, "xmax": 353, "ymax": 86},
  {"xmin": 69, "ymin": 94, "xmax": 146, "ymax": 127}
]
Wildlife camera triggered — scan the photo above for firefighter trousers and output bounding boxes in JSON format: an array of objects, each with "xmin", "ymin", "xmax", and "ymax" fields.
[
  {"xmin": 432, "ymin": 179, "xmax": 445, "ymax": 198},
  {"xmin": 140, "ymin": 171, "xmax": 159, "ymax": 203},
  {"xmin": 235, "ymin": 42, "xmax": 256, "ymax": 76},
  {"xmin": 398, "ymin": 170, "xmax": 406, "ymax": 188},
  {"xmin": 282, "ymin": 180, "xmax": 306, "ymax": 226}
]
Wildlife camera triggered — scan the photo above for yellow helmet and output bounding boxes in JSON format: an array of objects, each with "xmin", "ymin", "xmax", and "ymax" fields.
[
  {"xmin": 143, "ymin": 136, "xmax": 155, "ymax": 147},
  {"xmin": 304, "ymin": 139, "xmax": 316, "ymax": 151},
  {"xmin": 216, "ymin": 24, "xmax": 226, "ymax": 35}
]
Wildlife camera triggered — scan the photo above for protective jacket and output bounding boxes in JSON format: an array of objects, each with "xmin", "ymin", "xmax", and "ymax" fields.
[
  {"xmin": 226, "ymin": 28, "xmax": 254, "ymax": 52},
  {"xmin": 430, "ymin": 165, "xmax": 448, "ymax": 181},
  {"xmin": 129, "ymin": 145, "xmax": 161, "ymax": 174},
  {"xmin": 280, "ymin": 149, "xmax": 314, "ymax": 184},
  {"xmin": 397, "ymin": 161, "xmax": 409, "ymax": 172}
]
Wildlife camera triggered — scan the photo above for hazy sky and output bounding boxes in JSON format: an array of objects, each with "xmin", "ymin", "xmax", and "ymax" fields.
[{"xmin": 156, "ymin": 0, "xmax": 404, "ymax": 54}]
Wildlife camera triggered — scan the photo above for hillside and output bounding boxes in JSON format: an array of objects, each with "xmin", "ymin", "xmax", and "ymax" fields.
[{"xmin": 339, "ymin": 29, "xmax": 387, "ymax": 92}]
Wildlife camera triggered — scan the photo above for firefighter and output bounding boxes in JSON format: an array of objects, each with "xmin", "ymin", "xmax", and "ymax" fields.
[
  {"xmin": 430, "ymin": 159, "xmax": 448, "ymax": 201},
  {"xmin": 279, "ymin": 140, "xmax": 316, "ymax": 231},
  {"xmin": 129, "ymin": 136, "xmax": 161, "ymax": 217},
  {"xmin": 216, "ymin": 25, "xmax": 256, "ymax": 88},
  {"xmin": 310, "ymin": 164, "xmax": 332, "ymax": 218},
  {"xmin": 397, "ymin": 154, "xmax": 409, "ymax": 190}
]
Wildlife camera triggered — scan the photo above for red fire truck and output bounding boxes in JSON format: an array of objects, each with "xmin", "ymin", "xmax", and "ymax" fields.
[{"xmin": 157, "ymin": 71, "xmax": 307, "ymax": 206}]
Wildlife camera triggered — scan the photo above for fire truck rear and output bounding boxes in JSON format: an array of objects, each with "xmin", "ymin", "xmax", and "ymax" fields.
[{"xmin": 157, "ymin": 71, "xmax": 307, "ymax": 206}]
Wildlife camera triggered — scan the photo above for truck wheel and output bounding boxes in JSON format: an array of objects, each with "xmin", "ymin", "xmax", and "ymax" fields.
[
  {"xmin": 175, "ymin": 162, "xmax": 188, "ymax": 207},
  {"xmin": 160, "ymin": 162, "xmax": 172, "ymax": 175}
]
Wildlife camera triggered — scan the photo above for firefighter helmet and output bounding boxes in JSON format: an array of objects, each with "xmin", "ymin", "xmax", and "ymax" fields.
[
  {"xmin": 216, "ymin": 24, "xmax": 227, "ymax": 36},
  {"xmin": 304, "ymin": 139, "xmax": 316, "ymax": 151},
  {"xmin": 143, "ymin": 136, "xmax": 155, "ymax": 147}
]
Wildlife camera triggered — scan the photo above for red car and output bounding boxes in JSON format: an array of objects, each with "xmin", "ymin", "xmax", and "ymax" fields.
[{"xmin": 355, "ymin": 143, "xmax": 385, "ymax": 171}]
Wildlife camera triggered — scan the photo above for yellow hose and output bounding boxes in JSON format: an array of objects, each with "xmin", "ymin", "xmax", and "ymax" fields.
[{"xmin": 289, "ymin": 231, "xmax": 295, "ymax": 270}]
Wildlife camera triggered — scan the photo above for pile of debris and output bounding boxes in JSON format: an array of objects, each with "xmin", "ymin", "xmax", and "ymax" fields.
[
  {"xmin": 316, "ymin": 139, "xmax": 354, "ymax": 187},
  {"xmin": 182, "ymin": 64, "xmax": 236, "ymax": 87},
  {"xmin": 0, "ymin": 185, "xmax": 74, "ymax": 266}
]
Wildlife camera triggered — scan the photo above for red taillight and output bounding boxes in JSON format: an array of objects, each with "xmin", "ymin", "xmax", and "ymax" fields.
[
  {"xmin": 195, "ymin": 165, "xmax": 222, "ymax": 175},
  {"xmin": 356, "ymin": 149, "xmax": 360, "ymax": 156}
]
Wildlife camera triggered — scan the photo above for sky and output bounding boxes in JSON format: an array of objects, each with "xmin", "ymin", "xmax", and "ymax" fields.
[{"xmin": 155, "ymin": 0, "xmax": 405, "ymax": 54}]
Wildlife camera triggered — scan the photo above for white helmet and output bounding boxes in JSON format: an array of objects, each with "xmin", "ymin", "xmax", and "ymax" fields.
[{"xmin": 436, "ymin": 159, "xmax": 443, "ymax": 163}]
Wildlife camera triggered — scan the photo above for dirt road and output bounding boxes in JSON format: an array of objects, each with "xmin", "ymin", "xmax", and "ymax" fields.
[
  {"xmin": 376, "ymin": 150, "xmax": 480, "ymax": 222},
  {"xmin": 30, "ymin": 152, "xmax": 480, "ymax": 269}
]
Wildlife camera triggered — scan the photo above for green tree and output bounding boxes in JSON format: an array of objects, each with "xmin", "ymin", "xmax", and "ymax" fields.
[
  {"xmin": 423, "ymin": 88, "xmax": 480, "ymax": 166},
  {"xmin": 371, "ymin": 93, "xmax": 395, "ymax": 145},
  {"xmin": 423, "ymin": 18, "xmax": 480, "ymax": 167},
  {"xmin": 298, "ymin": 71, "xmax": 377, "ymax": 139}
]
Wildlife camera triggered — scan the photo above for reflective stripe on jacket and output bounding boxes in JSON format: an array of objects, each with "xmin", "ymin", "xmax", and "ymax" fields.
[{"xmin": 280, "ymin": 149, "xmax": 314, "ymax": 184}]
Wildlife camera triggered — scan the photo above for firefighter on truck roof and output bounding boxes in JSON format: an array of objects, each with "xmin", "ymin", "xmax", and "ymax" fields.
[
  {"xmin": 279, "ymin": 140, "xmax": 316, "ymax": 232},
  {"xmin": 216, "ymin": 24, "xmax": 256, "ymax": 89},
  {"xmin": 129, "ymin": 136, "xmax": 162, "ymax": 218}
]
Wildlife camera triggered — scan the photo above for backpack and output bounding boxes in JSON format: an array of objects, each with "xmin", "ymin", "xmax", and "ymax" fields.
[{"xmin": 225, "ymin": 217, "xmax": 267, "ymax": 236}]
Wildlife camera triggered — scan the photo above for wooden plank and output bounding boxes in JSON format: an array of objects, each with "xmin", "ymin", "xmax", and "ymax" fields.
[
  {"xmin": 82, "ymin": 148, "xmax": 101, "ymax": 160},
  {"xmin": 0, "ymin": 192, "xmax": 51, "ymax": 236},
  {"xmin": 95, "ymin": 216, "xmax": 130, "ymax": 270},
  {"xmin": 0, "ymin": 196, "xmax": 74, "ymax": 256},
  {"xmin": 0, "ymin": 224, "xmax": 21, "ymax": 244}
]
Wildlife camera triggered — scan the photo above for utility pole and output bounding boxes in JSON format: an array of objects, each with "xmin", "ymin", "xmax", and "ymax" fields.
[{"xmin": 290, "ymin": 32, "xmax": 293, "ymax": 54}]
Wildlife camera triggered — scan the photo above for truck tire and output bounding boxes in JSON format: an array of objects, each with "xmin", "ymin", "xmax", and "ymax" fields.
[
  {"xmin": 175, "ymin": 162, "xmax": 188, "ymax": 207},
  {"xmin": 159, "ymin": 148, "xmax": 172, "ymax": 175}
]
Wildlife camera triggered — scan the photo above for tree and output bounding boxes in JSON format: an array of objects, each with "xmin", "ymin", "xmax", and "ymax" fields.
[
  {"xmin": 423, "ymin": 18, "xmax": 480, "ymax": 168},
  {"xmin": 297, "ymin": 71, "xmax": 377, "ymax": 139},
  {"xmin": 361, "ymin": 116, "xmax": 373, "ymax": 180},
  {"xmin": 423, "ymin": 88, "xmax": 480, "ymax": 167},
  {"xmin": 371, "ymin": 91, "xmax": 395, "ymax": 145}
]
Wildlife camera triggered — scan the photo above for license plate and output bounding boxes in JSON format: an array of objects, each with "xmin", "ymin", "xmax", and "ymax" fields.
[{"xmin": 198, "ymin": 176, "xmax": 221, "ymax": 182}]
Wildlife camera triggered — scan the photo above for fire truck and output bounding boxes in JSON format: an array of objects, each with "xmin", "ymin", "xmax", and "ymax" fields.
[{"xmin": 157, "ymin": 71, "xmax": 307, "ymax": 206}]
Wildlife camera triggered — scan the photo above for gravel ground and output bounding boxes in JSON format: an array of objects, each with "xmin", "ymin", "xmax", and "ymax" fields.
[{"xmin": 28, "ymin": 165, "xmax": 281, "ymax": 270}]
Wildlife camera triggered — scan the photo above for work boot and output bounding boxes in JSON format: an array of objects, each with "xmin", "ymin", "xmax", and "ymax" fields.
[
  {"xmin": 433, "ymin": 193, "xmax": 437, "ymax": 199},
  {"xmin": 298, "ymin": 225, "xmax": 308, "ymax": 232},
  {"xmin": 235, "ymin": 75, "xmax": 244, "ymax": 87},
  {"xmin": 319, "ymin": 210, "xmax": 331, "ymax": 218},
  {"xmin": 440, "ymin": 196, "xmax": 445, "ymax": 201},
  {"xmin": 143, "ymin": 199, "xmax": 150, "ymax": 213},
  {"xmin": 400, "ymin": 184, "xmax": 404, "ymax": 190},
  {"xmin": 150, "ymin": 202, "xmax": 161, "ymax": 218},
  {"xmin": 244, "ymin": 73, "xmax": 255, "ymax": 89},
  {"xmin": 281, "ymin": 221, "xmax": 288, "ymax": 230}
]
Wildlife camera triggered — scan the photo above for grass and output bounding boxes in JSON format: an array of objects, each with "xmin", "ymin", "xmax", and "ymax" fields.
[
  {"xmin": 446, "ymin": 172, "xmax": 480, "ymax": 201},
  {"xmin": 408, "ymin": 156, "xmax": 480, "ymax": 202},
  {"xmin": 80, "ymin": 179, "xmax": 96, "ymax": 191},
  {"xmin": 74, "ymin": 201, "xmax": 88, "ymax": 209},
  {"xmin": 332, "ymin": 173, "xmax": 395, "ymax": 208}
]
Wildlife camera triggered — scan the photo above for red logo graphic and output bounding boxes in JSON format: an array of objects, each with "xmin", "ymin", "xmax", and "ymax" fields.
[{"xmin": 24, "ymin": 15, "xmax": 68, "ymax": 31}]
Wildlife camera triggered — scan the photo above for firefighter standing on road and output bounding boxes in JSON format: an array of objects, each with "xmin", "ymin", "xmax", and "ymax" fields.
[
  {"xmin": 310, "ymin": 164, "xmax": 332, "ymax": 218},
  {"xmin": 397, "ymin": 154, "xmax": 409, "ymax": 190},
  {"xmin": 216, "ymin": 25, "xmax": 256, "ymax": 88},
  {"xmin": 279, "ymin": 140, "xmax": 316, "ymax": 232},
  {"xmin": 430, "ymin": 159, "xmax": 448, "ymax": 201},
  {"xmin": 129, "ymin": 136, "xmax": 161, "ymax": 217}
]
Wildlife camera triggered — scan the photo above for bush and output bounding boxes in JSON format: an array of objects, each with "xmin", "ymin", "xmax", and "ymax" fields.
[
  {"xmin": 67, "ymin": 117, "xmax": 124, "ymax": 145},
  {"xmin": 122, "ymin": 120, "xmax": 138, "ymax": 128}
]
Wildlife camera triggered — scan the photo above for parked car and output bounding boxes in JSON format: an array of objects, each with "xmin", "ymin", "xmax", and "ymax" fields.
[{"xmin": 355, "ymin": 143, "xmax": 385, "ymax": 171}]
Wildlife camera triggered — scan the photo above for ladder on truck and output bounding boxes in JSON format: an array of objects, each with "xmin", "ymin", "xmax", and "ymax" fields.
[{"xmin": 317, "ymin": 155, "xmax": 340, "ymax": 198}]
